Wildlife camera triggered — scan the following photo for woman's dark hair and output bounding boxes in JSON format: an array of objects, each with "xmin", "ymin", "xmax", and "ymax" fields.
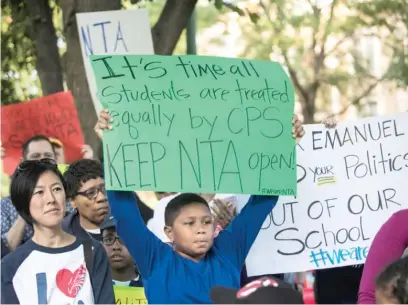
[
  {"xmin": 376, "ymin": 256, "xmax": 408, "ymax": 304},
  {"xmin": 10, "ymin": 160, "xmax": 67, "ymax": 225}
]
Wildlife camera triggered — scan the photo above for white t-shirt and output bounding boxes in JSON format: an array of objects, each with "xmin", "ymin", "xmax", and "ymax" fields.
[{"xmin": 1, "ymin": 238, "xmax": 113, "ymax": 305}]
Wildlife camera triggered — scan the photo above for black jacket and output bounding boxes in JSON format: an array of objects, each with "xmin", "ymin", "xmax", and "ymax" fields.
[
  {"xmin": 1, "ymin": 240, "xmax": 10, "ymax": 259},
  {"xmin": 62, "ymin": 210, "xmax": 101, "ymax": 241}
]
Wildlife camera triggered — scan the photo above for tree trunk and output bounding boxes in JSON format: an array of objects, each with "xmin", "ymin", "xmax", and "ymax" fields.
[
  {"xmin": 60, "ymin": 0, "xmax": 121, "ymax": 154},
  {"xmin": 152, "ymin": 0, "xmax": 198, "ymax": 54},
  {"xmin": 60, "ymin": 0, "xmax": 197, "ymax": 153},
  {"xmin": 26, "ymin": 0, "xmax": 64, "ymax": 95},
  {"xmin": 301, "ymin": 97, "xmax": 316, "ymax": 124}
]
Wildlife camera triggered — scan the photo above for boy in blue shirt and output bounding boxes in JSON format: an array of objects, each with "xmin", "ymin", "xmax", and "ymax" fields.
[{"xmin": 96, "ymin": 110, "xmax": 305, "ymax": 304}]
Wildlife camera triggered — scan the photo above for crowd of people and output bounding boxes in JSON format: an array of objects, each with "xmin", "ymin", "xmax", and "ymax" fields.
[{"xmin": 0, "ymin": 108, "xmax": 407, "ymax": 304}]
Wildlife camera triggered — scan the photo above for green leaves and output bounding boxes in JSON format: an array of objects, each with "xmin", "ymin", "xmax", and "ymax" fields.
[
  {"xmin": 232, "ymin": 0, "xmax": 407, "ymax": 120},
  {"xmin": 248, "ymin": 12, "xmax": 260, "ymax": 24},
  {"xmin": 1, "ymin": 1, "xmax": 39, "ymax": 105},
  {"xmin": 214, "ymin": 0, "xmax": 223, "ymax": 10}
]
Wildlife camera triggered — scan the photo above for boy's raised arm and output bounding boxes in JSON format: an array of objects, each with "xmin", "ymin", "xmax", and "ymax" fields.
[
  {"xmin": 107, "ymin": 190, "xmax": 169, "ymax": 276},
  {"xmin": 214, "ymin": 195, "xmax": 279, "ymax": 268}
]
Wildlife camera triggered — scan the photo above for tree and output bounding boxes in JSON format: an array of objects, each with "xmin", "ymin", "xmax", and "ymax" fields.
[
  {"xmin": 59, "ymin": 0, "xmax": 121, "ymax": 151},
  {"xmin": 25, "ymin": 0, "xmax": 64, "ymax": 95},
  {"xmin": 235, "ymin": 0, "xmax": 402, "ymax": 122},
  {"xmin": 1, "ymin": 0, "xmax": 63, "ymax": 105},
  {"xmin": 139, "ymin": 0, "xmax": 226, "ymax": 55},
  {"xmin": 1, "ymin": 1, "xmax": 38, "ymax": 105},
  {"xmin": 150, "ymin": 0, "xmax": 198, "ymax": 54},
  {"xmin": 2, "ymin": 0, "xmax": 222, "ymax": 149},
  {"xmin": 59, "ymin": 0, "xmax": 199, "ymax": 149},
  {"xmin": 355, "ymin": 0, "xmax": 408, "ymax": 87}
]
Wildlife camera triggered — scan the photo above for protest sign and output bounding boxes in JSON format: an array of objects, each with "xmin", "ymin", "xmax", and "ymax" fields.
[
  {"xmin": 76, "ymin": 9, "xmax": 154, "ymax": 114},
  {"xmin": 1, "ymin": 92, "xmax": 84, "ymax": 175},
  {"xmin": 245, "ymin": 112, "xmax": 408, "ymax": 275},
  {"xmin": 90, "ymin": 54, "xmax": 296, "ymax": 195},
  {"xmin": 113, "ymin": 286, "xmax": 147, "ymax": 304},
  {"xmin": 57, "ymin": 164, "xmax": 69, "ymax": 174}
]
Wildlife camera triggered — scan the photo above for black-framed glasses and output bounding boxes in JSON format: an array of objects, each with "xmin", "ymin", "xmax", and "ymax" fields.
[
  {"xmin": 102, "ymin": 235, "xmax": 122, "ymax": 246},
  {"xmin": 76, "ymin": 184, "xmax": 106, "ymax": 200},
  {"xmin": 17, "ymin": 158, "xmax": 57, "ymax": 172}
]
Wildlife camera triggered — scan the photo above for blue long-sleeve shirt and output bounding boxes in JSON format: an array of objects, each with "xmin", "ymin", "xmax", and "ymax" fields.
[{"xmin": 107, "ymin": 190, "xmax": 278, "ymax": 304}]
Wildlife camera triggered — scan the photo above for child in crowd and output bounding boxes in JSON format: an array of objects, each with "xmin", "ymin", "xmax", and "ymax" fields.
[
  {"xmin": 107, "ymin": 190, "xmax": 278, "ymax": 304},
  {"xmin": 100, "ymin": 213, "xmax": 143, "ymax": 287},
  {"xmin": 95, "ymin": 109, "xmax": 305, "ymax": 304},
  {"xmin": 375, "ymin": 256, "xmax": 408, "ymax": 304}
]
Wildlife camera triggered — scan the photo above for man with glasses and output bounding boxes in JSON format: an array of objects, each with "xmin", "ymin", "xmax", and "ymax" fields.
[{"xmin": 62, "ymin": 159, "xmax": 109, "ymax": 241}]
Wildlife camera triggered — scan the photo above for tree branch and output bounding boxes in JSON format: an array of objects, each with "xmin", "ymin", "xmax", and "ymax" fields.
[
  {"xmin": 307, "ymin": 0, "xmax": 320, "ymax": 57},
  {"xmin": 222, "ymin": 1, "xmax": 243, "ymax": 14},
  {"xmin": 282, "ymin": 53, "xmax": 309, "ymax": 103},
  {"xmin": 328, "ymin": 78, "xmax": 383, "ymax": 117},
  {"xmin": 151, "ymin": 0, "xmax": 198, "ymax": 55},
  {"xmin": 60, "ymin": 0, "xmax": 77, "ymax": 36},
  {"xmin": 306, "ymin": 0, "xmax": 316, "ymax": 11},
  {"xmin": 258, "ymin": 0, "xmax": 309, "ymax": 103},
  {"xmin": 321, "ymin": 0, "xmax": 338, "ymax": 46},
  {"xmin": 325, "ymin": 35, "xmax": 351, "ymax": 56},
  {"xmin": 315, "ymin": 0, "xmax": 338, "ymax": 76}
]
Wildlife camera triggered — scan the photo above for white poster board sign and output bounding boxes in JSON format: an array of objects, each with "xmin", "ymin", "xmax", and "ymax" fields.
[
  {"xmin": 246, "ymin": 112, "xmax": 408, "ymax": 276},
  {"xmin": 76, "ymin": 9, "xmax": 154, "ymax": 114}
]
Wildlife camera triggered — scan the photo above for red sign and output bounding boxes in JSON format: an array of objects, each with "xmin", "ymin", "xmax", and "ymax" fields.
[{"xmin": 1, "ymin": 91, "xmax": 85, "ymax": 175}]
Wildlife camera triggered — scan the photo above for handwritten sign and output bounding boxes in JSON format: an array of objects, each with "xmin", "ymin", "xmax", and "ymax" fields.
[
  {"xmin": 245, "ymin": 112, "xmax": 408, "ymax": 275},
  {"xmin": 58, "ymin": 164, "xmax": 69, "ymax": 174},
  {"xmin": 90, "ymin": 55, "xmax": 296, "ymax": 195},
  {"xmin": 1, "ymin": 92, "xmax": 84, "ymax": 175},
  {"xmin": 76, "ymin": 9, "xmax": 154, "ymax": 114},
  {"xmin": 113, "ymin": 286, "xmax": 147, "ymax": 304}
]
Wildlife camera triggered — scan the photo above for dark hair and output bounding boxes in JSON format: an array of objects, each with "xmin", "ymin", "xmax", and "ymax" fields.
[
  {"xmin": 10, "ymin": 161, "xmax": 67, "ymax": 225},
  {"xmin": 22, "ymin": 135, "xmax": 54, "ymax": 159},
  {"xmin": 99, "ymin": 145, "xmax": 104, "ymax": 166},
  {"xmin": 164, "ymin": 193, "xmax": 209, "ymax": 226},
  {"xmin": 64, "ymin": 159, "xmax": 104, "ymax": 199},
  {"xmin": 376, "ymin": 256, "xmax": 408, "ymax": 304}
]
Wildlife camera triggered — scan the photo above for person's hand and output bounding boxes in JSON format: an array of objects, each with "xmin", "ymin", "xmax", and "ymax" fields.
[
  {"xmin": 321, "ymin": 116, "xmax": 337, "ymax": 129},
  {"xmin": 211, "ymin": 199, "xmax": 237, "ymax": 229},
  {"xmin": 200, "ymin": 193, "xmax": 216, "ymax": 203},
  {"xmin": 94, "ymin": 109, "xmax": 113, "ymax": 140},
  {"xmin": 292, "ymin": 114, "xmax": 305, "ymax": 144},
  {"xmin": 81, "ymin": 144, "xmax": 94, "ymax": 160},
  {"xmin": 1, "ymin": 145, "xmax": 5, "ymax": 159}
]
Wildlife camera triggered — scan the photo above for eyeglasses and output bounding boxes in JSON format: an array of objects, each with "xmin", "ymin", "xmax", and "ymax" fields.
[
  {"xmin": 76, "ymin": 184, "xmax": 106, "ymax": 200},
  {"xmin": 102, "ymin": 235, "xmax": 123, "ymax": 246},
  {"xmin": 17, "ymin": 158, "xmax": 57, "ymax": 172}
]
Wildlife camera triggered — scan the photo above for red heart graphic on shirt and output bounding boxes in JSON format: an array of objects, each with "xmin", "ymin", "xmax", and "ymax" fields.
[{"xmin": 56, "ymin": 265, "xmax": 86, "ymax": 298}]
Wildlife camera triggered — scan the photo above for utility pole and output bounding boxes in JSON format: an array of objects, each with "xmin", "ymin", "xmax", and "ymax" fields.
[{"xmin": 186, "ymin": 9, "xmax": 197, "ymax": 54}]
